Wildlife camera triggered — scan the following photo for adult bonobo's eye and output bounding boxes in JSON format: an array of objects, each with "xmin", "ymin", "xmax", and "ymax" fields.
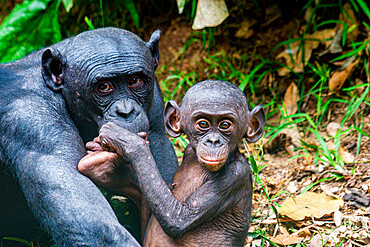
[
  {"xmin": 96, "ymin": 81, "xmax": 114, "ymax": 95},
  {"xmin": 196, "ymin": 119, "xmax": 210, "ymax": 130},
  {"xmin": 127, "ymin": 76, "xmax": 143, "ymax": 89},
  {"xmin": 218, "ymin": 120, "xmax": 233, "ymax": 132}
]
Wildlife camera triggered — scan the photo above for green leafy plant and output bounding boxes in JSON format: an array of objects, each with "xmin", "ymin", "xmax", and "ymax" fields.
[{"xmin": 0, "ymin": 0, "xmax": 70, "ymax": 62}]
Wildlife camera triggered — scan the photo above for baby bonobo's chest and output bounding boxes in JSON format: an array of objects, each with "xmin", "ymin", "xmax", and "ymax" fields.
[
  {"xmin": 171, "ymin": 147, "xmax": 210, "ymax": 202},
  {"xmin": 144, "ymin": 146, "xmax": 250, "ymax": 247}
]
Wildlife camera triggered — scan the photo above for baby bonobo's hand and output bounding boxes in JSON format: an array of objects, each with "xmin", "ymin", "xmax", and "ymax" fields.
[{"xmin": 99, "ymin": 122, "xmax": 150, "ymax": 160}]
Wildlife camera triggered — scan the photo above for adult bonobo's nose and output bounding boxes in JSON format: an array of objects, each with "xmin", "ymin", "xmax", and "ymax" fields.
[
  {"xmin": 105, "ymin": 99, "xmax": 150, "ymax": 134},
  {"xmin": 114, "ymin": 100, "xmax": 138, "ymax": 121},
  {"xmin": 111, "ymin": 100, "xmax": 139, "ymax": 122}
]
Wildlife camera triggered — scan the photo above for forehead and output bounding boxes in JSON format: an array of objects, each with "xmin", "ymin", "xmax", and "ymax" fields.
[
  {"xmin": 181, "ymin": 93, "xmax": 248, "ymax": 121},
  {"xmin": 182, "ymin": 81, "xmax": 248, "ymax": 110},
  {"xmin": 66, "ymin": 30, "xmax": 153, "ymax": 78}
]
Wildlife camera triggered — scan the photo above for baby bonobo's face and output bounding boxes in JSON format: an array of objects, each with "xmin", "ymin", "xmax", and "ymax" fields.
[{"xmin": 180, "ymin": 83, "xmax": 249, "ymax": 171}]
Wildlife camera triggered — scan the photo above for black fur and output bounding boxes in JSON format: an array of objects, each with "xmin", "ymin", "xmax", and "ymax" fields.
[{"xmin": 0, "ymin": 28, "xmax": 177, "ymax": 246}]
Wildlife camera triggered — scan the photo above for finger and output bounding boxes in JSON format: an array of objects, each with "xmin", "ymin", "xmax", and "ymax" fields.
[
  {"xmin": 86, "ymin": 141, "xmax": 104, "ymax": 151},
  {"xmin": 93, "ymin": 136, "xmax": 101, "ymax": 144},
  {"xmin": 78, "ymin": 151, "xmax": 118, "ymax": 174},
  {"xmin": 137, "ymin": 132, "xmax": 148, "ymax": 141}
]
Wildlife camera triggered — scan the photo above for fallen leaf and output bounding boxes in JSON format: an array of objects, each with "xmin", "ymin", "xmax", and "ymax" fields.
[
  {"xmin": 192, "ymin": 0, "xmax": 229, "ymax": 30},
  {"xmin": 338, "ymin": 3, "xmax": 359, "ymax": 42},
  {"xmin": 278, "ymin": 191, "xmax": 344, "ymax": 221},
  {"xmin": 277, "ymin": 29, "xmax": 336, "ymax": 76},
  {"xmin": 320, "ymin": 184, "xmax": 339, "ymax": 196},
  {"xmin": 329, "ymin": 57, "xmax": 359, "ymax": 92},
  {"xmin": 281, "ymin": 128, "xmax": 301, "ymax": 148},
  {"xmin": 334, "ymin": 210, "xmax": 343, "ymax": 226},
  {"xmin": 262, "ymin": 4, "xmax": 281, "ymax": 27},
  {"xmin": 287, "ymin": 181, "xmax": 298, "ymax": 194},
  {"xmin": 326, "ymin": 141, "xmax": 355, "ymax": 163},
  {"xmin": 307, "ymin": 234, "xmax": 329, "ymax": 247},
  {"xmin": 338, "ymin": 146, "xmax": 354, "ymax": 163},
  {"xmin": 326, "ymin": 122, "xmax": 348, "ymax": 136},
  {"xmin": 328, "ymin": 29, "xmax": 343, "ymax": 54},
  {"xmin": 270, "ymin": 234, "xmax": 305, "ymax": 246},
  {"xmin": 283, "ymin": 82, "xmax": 299, "ymax": 116},
  {"xmin": 235, "ymin": 20, "xmax": 256, "ymax": 39}
]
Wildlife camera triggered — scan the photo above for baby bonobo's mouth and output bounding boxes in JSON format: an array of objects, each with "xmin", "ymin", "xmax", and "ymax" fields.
[{"xmin": 197, "ymin": 155, "xmax": 228, "ymax": 171}]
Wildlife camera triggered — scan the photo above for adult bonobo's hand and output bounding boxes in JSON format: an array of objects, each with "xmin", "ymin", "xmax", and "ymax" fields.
[{"xmin": 78, "ymin": 123, "xmax": 149, "ymax": 196}]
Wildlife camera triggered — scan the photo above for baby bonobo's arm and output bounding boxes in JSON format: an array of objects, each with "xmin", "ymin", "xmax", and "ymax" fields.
[{"xmin": 99, "ymin": 122, "xmax": 250, "ymax": 238}]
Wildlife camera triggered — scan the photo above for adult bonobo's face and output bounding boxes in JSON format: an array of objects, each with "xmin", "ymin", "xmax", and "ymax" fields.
[
  {"xmin": 41, "ymin": 28, "xmax": 160, "ymax": 142},
  {"xmin": 164, "ymin": 80, "xmax": 265, "ymax": 171}
]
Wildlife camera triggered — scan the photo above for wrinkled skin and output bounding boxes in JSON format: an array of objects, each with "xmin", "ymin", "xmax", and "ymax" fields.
[
  {"xmin": 0, "ymin": 28, "xmax": 177, "ymax": 246},
  {"xmin": 81, "ymin": 80, "xmax": 266, "ymax": 246}
]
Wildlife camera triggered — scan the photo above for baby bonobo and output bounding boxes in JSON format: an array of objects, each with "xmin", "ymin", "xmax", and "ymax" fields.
[{"xmin": 80, "ymin": 80, "xmax": 265, "ymax": 246}]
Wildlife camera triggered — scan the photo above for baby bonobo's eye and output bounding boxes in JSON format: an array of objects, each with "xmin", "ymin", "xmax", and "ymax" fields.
[
  {"xmin": 96, "ymin": 81, "xmax": 114, "ymax": 95},
  {"xmin": 128, "ymin": 76, "xmax": 143, "ymax": 89},
  {"xmin": 218, "ymin": 120, "xmax": 233, "ymax": 132},
  {"xmin": 196, "ymin": 119, "xmax": 210, "ymax": 130}
]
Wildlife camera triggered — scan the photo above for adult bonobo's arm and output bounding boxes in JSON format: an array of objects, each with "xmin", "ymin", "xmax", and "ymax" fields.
[
  {"xmin": 147, "ymin": 80, "xmax": 178, "ymax": 183},
  {"xmin": 0, "ymin": 87, "xmax": 139, "ymax": 246},
  {"xmin": 1, "ymin": 28, "xmax": 171, "ymax": 246},
  {"xmin": 147, "ymin": 30, "xmax": 178, "ymax": 184},
  {"xmin": 98, "ymin": 123, "xmax": 251, "ymax": 238}
]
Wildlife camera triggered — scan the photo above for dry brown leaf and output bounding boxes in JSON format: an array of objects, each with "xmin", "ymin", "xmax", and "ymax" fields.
[
  {"xmin": 334, "ymin": 210, "xmax": 343, "ymax": 226},
  {"xmin": 277, "ymin": 29, "xmax": 336, "ymax": 76},
  {"xmin": 326, "ymin": 141, "xmax": 355, "ymax": 163},
  {"xmin": 270, "ymin": 87, "xmax": 302, "ymax": 154},
  {"xmin": 326, "ymin": 122, "xmax": 345, "ymax": 136},
  {"xmin": 283, "ymin": 82, "xmax": 299, "ymax": 116},
  {"xmin": 235, "ymin": 20, "xmax": 256, "ymax": 39},
  {"xmin": 192, "ymin": 0, "xmax": 229, "ymax": 30},
  {"xmin": 338, "ymin": 3, "xmax": 359, "ymax": 42},
  {"xmin": 281, "ymin": 128, "xmax": 301, "ymax": 156},
  {"xmin": 270, "ymin": 234, "xmax": 305, "ymax": 246},
  {"xmin": 338, "ymin": 146, "xmax": 355, "ymax": 163},
  {"xmin": 307, "ymin": 234, "xmax": 329, "ymax": 247},
  {"xmin": 329, "ymin": 58, "xmax": 359, "ymax": 92},
  {"xmin": 278, "ymin": 191, "xmax": 344, "ymax": 221}
]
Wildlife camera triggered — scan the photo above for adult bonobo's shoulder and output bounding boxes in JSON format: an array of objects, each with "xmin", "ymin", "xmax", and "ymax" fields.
[{"xmin": 0, "ymin": 28, "xmax": 177, "ymax": 246}]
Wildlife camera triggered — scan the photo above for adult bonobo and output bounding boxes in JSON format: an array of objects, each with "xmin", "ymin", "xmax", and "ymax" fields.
[
  {"xmin": 0, "ymin": 28, "xmax": 177, "ymax": 246},
  {"xmin": 80, "ymin": 80, "xmax": 266, "ymax": 246}
]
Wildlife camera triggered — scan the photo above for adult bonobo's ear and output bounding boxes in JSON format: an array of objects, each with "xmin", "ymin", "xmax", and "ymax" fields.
[
  {"xmin": 245, "ymin": 105, "xmax": 266, "ymax": 143},
  {"xmin": 146, "ymin": 30, "xmax": 161, "ymax": 70},
  {"xmin": 164, "ymin": 100, "xmax": 182, "ymax": 138},
  {"xmin": 41, "ymin": 48, "xmax": 65, "ymax": 91}
]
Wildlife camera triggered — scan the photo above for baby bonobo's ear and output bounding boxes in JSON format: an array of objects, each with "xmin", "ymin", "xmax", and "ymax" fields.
[
  {"xmin": 245, "ymin": 105, "xmax": 265, "ymax": 143},
  {"xmin": 164, "ymin": 100, "xmax": 182, "ymax": 138}
]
